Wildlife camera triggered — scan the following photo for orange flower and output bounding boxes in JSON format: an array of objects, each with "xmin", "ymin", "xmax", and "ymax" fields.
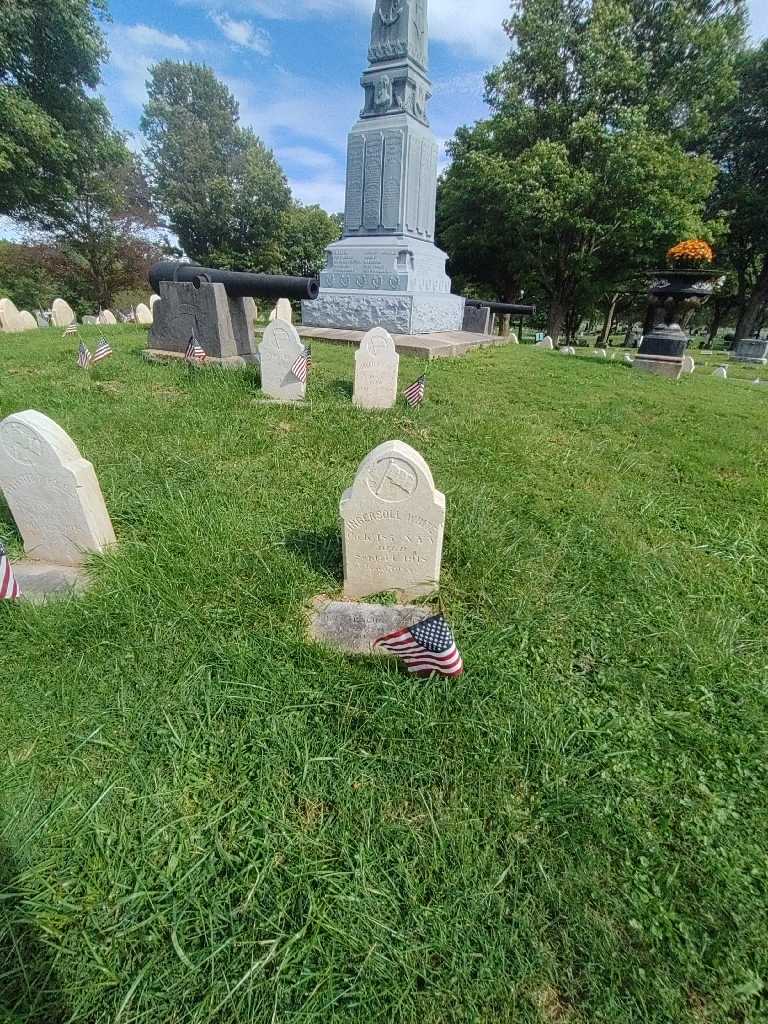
[{"xmin": 667, "ymin": 240, "xmax": 714, "ymax": 264}]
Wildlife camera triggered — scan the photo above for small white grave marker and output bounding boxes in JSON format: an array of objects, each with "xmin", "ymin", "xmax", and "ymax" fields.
[
  {"xmin": 258, "ymin": 319, "xmax": 307, "ymax": 401},
  {"xmin": 353, "ymin": 327, "xmax": 399, "ymax": 409}
]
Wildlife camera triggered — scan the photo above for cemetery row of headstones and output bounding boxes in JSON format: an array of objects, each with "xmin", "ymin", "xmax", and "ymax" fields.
[{"xmin": 0, "ymin": 295, "xmax": 161, "ymax": 333}]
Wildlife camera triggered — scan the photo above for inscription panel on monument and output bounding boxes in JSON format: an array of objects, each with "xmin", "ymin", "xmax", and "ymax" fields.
[
  {"xmin": 340, "ymin": 439, "xmax": 445, "ymax": 599},
  {"xmin": 382, "ymin": 129, "xmax": 404, "ymax": 230},
  {"xmin": 363, "ymin": 132, "xmax": 384, "ymax": 230},
  {"xmin": 345, "ymin": 135, "xmax": 365, "ymax": 231}
]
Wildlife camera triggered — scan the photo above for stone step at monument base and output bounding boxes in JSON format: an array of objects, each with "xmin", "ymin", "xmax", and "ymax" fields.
[
  {"xmin": 258, "ymin": 327, "xmax": 504, "ymax": 360},
  {"xmin": 143, "ymin": 349, "xmax": 257, "ymax": 368}
]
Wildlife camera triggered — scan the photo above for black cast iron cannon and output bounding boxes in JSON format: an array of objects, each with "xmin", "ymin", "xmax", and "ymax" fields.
[
  {"xmin": 148, "ymin": 261, "xmax": 320, "ymax": 302},
  {"xmin": 464, "ymin": 299, "xmax": 536, "ymax": 316},
  {"xmin": 462, "ymin": 298, "xmax": 536, "ymax": 336}
]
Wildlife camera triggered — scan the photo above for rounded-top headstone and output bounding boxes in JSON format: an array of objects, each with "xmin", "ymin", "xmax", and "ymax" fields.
[
  {"xmin": 16, "ymin": 310, "xmax": 37, "ymax": 331},
  {"xmin": 713, "ymin": 365, "xmax": 727, "ymax": 379},
  {"xmin": 81, "ymin": 315, "xmax": 99, "ymax": 325},
  {"xmin": 149, "ymin": 293, "xmax": 161, "ymax": 309},
  {"xmin": 594, "ymin": 348, "xmax": 607, "ymax": 358},
  {"xmin": 0, "ymin": 410, "xmax": 116, "ymax": 566},
  {"xmin": 97, "ymin": 309, "xmax": 117, "ymax": 325},
  {"xmin": 0, "ymin": 297, "xmax": 23, "ymax": 332},
  {"xmin": 681, "ymin": 354, "xmax": 695, "ymax": 374},
  {"xmin": 258, "ymin": 319, "xmax": 307, "ymax": 401},
  {"xmin": 135, "ymin": 302, "xmax": 153, "ymax": 325},
  {"xmin": 353, "ymin": 327, "xmax": 399, "ymax": 409},
  {"xmin": 624, "ymin": 353, "xmax": 633, "ymax": 364},
  {"xmin": 509, "ymin": 332, "xmax": 519, "ymax": 344},
  {"xmin": 51, "ymin": 298, "xmax": 76, "ymax": 328},
  {"xmin": 274, "ymin": 298, "xmax": 292, "ymax": 323},
  {"xmin": 340, "ymin": 439, "xmax": 445, "ymax": 600}
]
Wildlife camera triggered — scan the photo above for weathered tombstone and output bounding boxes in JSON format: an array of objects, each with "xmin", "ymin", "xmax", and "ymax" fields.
[
  {"xmin": 34, "ymin": 310, "xmax": 49, "ymax": 328},
  {"xmin": 149, "ymin": 293, "xmax": 161, "ymax": 310},
  {"xmin": 594, "ymin": 348, "xmax": 607, "ymax": 358},
  {"xmin": 535, "ymin": 337, "xmax": 554, "ymax": 350},
  {"xmin": 461, "ymin": 304, "xmax": 491, "ymax": 334},
  {"xmin": 543, "ymin": 335, "xmax": 553, "ymax": 346},
  {"xmin": 16, "ymin": 311, "xmax": 37, "ymax": 331},
  {"xmin": 0, "ymin": 298, "xmax": 23, "ymax": 332},
  {"xmin": 340, "ymin": 439, "xmax": 445, "ymax": 600},
  {"xmin": 713, "ymin": 365, "xmax": 727, "ymax": 379},
  {"xmin": 135, "ymin": 302, "xmax": 153, "ymax": 325},
  {"xmin": 353, "ymin": 327, "xmax": 399, "ymax": 409},
  {"xmin": 0, "ymin": 410, "xmax": 116, "ymax": 567},
  {"xmin": 681, "ymin": 354, "xmax": 695, "ymax": 374},
  {"xmin": 258, "ymin": 319, "xmax": 307, "ymax": 401},
  {"xmin": 731, "ymin": 338, "xmax": 768, "ymax": 365},
  {"xmin": 51, "ymin": 298, "xmax": 75, "ymax": 328},
  {"xmin": 82, "ymin": 315, "xmax": 99, "ymax": 325},
  {"xmin": 242, "ymin": 297, "xmax": 258, "ymax": 325},
  {"xmin": 268, "ymin": 306, "xmax": 277, "ymax": 322},
  {"xmin": 509, "ymin": 332, "xmax": 519, "ymax": 344},
  {"xmin": 97, "ymin": 309, "xmax": 117, "ymax": 325},
  {"xmin": 276, "ymin": 298, "xmax": 292, "ymax": 323},
  {"xmin": 624, "ymin": 353, "xmax": 634, "ymax": 365}
]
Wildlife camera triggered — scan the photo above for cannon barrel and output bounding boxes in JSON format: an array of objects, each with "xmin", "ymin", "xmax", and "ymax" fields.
[
  {"xmin": 148, "ymin": 260, "xmax": 319, "ymax": 301},
  {"xmin": 465, "ymin": 299, "xmax": 536, "ymax": 316}
]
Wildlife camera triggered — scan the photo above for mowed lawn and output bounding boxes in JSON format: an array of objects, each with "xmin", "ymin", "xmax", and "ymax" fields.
[{"xmin": 1, "ymin": 326, "xmax": 767, "ymax": 1024}]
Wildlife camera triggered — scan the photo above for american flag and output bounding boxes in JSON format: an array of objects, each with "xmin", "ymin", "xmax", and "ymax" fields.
[
  {"xmin": 63, "ymin": 323, "xmax": 78, "ymax": 337},
  {"xmin": 305, "ymin": 344, "xmax": 312, "ymax": 371},
  {"xmin": 290, "ymin": 348, "xmax": 309, "ymax": 384},
  {"xmin": 0, "ymin": 542, "xmax": 21, "ymax": 600},
  {"xmin": 77, "ymin": 341, "xmax": 92, "ymax": 369},
  {"xmin": 93, "ymin": 336, "xmax": 112, "ymax": 362},
  {"xmin": 185, "ymin": 334, "xmax": 206, "ymax": 363},
  {"xmin": 374, "ymin": 613, "xmax": 463, "ymax": 678},
  {"xmin": 403, "ymin": 374, "xmax": 426, "ymax": 408}
]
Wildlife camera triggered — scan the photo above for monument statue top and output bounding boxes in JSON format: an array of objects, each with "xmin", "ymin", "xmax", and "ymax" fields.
[{"xmin": 368, "ymin": 0, "xmax": 428, "ymax": 71}]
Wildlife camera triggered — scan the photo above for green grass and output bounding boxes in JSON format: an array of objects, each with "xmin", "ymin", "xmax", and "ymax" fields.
[{"xmin": 1, "ymin": 326, "xmax": 767, "ymax": 1023}]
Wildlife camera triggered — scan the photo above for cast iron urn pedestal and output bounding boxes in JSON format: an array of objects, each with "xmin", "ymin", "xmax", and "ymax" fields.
[{"xmin": 635, "ymin": 270, "xmax": 722, "ymax": 380}]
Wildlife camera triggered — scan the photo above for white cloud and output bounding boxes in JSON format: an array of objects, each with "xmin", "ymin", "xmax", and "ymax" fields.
[
  {"xmin": 178, "ymin": 0, "xmax": 509, "ymax": 60},
  {"xmin": 289, "ymin": 175, "xmax": 346, "ymax": 212},
  {"xmin": 122, "ymin": 24, "xmax": 194, "ymax": 53},
  {"xmin": 210, "ymin": 13, "xmax": 272, "ymax": 54},
  {"xmin": 279, "ymin": 146, "xmax": 338, "ymax": 170}
]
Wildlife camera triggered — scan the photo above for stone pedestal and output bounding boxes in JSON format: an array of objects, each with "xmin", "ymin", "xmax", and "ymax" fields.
[
  {"xmin": 462, "ymin": 304, "xmax": 491, "ymax": 334},
  {"xmin": 147, "ymin": 281, "xmax": 258, "ymax": 363}
]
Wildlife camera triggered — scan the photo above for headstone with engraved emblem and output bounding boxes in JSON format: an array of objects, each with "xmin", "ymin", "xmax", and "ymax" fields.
[
  {"xmin": 353, "ymin": 326, "xmax": 399, "ymax": 409},
  {"xmin": 258, "ymin": 319, "xmax": 307, "ymax": 401},
  {"xmin": 340, "ymin": 439, "xmax": 444, "ymax": 599}
]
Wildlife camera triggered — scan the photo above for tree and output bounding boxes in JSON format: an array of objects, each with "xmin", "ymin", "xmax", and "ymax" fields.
[
  {"xmin": 278, "ymin": 205, "xmax": 342, "ymax": 278},
  {"xmin": 33, "ymin": 134, "xmax": 159, "ymax": 310},
  {"xmin": 711, "ymin": 41, "xmax": 768, "ymax": 341},
  {"xmin": 141, "ymin": 62, "xmax": 291, "ymax": 271},
  {"xmin": 437, "ymin": 0, "xmax": 746, "ymax": 340},
  {"xmin": 0, "ymin": 0, "xmax": 111, "ymax": 220}
]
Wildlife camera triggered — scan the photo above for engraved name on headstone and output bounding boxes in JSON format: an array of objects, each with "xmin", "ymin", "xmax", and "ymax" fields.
[
  {"xmin": 353, "ymin": 327, "xmax": 400, "ymax": 409},
  {"xmin": 340, "ymin": 439, "xmax": 445, "ymax": 599}
]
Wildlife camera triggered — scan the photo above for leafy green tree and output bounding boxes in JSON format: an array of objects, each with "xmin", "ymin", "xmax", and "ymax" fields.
[
  {"xmin": 278, "ymin": 205, "xmax": 342, "ymax": 278},
  {"xmin": 141, "ymin": 62, "xmax": 291, "ymax": 271},
  {"xmin": 33, "ymin": 134, "xmax": 159, "ymax": 310},
  {"xmin": 0, "ymin": 0, "xmax": 111, "ymax": 220},
  {"xmin": 438, "ymin": 0, "xmax": 745, "ymax": 340},
  {"xmin": 711, "ymin": 40, "xmax": 768, "ymax": 341}
]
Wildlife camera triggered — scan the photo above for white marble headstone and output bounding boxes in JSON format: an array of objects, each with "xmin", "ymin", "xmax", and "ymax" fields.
[
  {"xmin": 681, "ymin": 354, "xmax": 695, "ymax": 374},
  {"xmin": 353, "ymin": 327, "xmax": 399, "ymax": 409},
  {"xmin": 509, "ymin": 332, "xmax": 519, "ymax": 344},
  {"xmin": 97, "ymin": 309, "xmax": 117, "ymax": 325},
  {"xmin": 16, "ymin": 311, "xmax": 37, "ymax": 331},
  {"xmin": 535, "ymin": 337, "xmax": 554, "ymax": 350},
  {"xmin": 275, "ymin": 298, "xmax": 292, "ymax": 323},
  {"xmin": 0, "ymin": 410, "xmax": 116, "ymax": 566},
  {"xmin": 713, "ymin": 365, "xmax": 727, "ymax": 379},
  {"xmin": 340, "ymin": 440, "xmax": 445, "ymax": 600},
  {"xmin": 51, "ymin": 298, "xmax": 75, "ymax": 327},
  {"xmin": 258, "ymin": 319, "xmax": 307, "ymax": 401},
  {"xmin": 135, "ymin": 302, "xmax": 153, "ymax": 325},
  {"xmin": 149, "ymin": 293, "xmax": 161, "ymax": 309},
  {"xmin": 0, "ymin": 298, "xmax": 22, "ymax": 332}
]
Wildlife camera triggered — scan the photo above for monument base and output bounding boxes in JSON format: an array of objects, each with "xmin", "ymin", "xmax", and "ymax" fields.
[
  {"xmin": 731, "ymin": 338, "xmax": 768, "ymax": 364},
  {"xmin": 634, "ymin": 330, "xmax": 687, "ymax": 381},
  {"xmin": 302, "ymin": 289, "xmax": 464, "ymax": 335}
]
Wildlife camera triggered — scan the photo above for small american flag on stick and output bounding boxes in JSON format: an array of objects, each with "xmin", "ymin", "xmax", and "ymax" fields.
[
  {"xmin": 374, "ymin": 613, "xmax": 463, "ymax": 678},
  {"xmin": 93, "ymin": 336, "xmax": 112, "ymax": 362},
  {"xmin": 290, "ymin": 348, "xmax": 309, "ymax": 384},
  {"xmin": 403, "ymin": 374, "xmax": 426, "ymax": 408},
  {"xmin": 185, "ymin": 335, "xmax": 206, "ymax": 364},
  {"xmin": 0, "ymin": 542, "xmax": 21, "ymax": 600},
  {"xmin": 305, "ymin": 344, "xmax": 312, "ymax": 371},
  {"xmin": 77, "ymin": 341, "xmax": 92, "ymax": 369},
  {"xmin": 63, "ymin": 323, "xmax": 78, "ymax": 337}
]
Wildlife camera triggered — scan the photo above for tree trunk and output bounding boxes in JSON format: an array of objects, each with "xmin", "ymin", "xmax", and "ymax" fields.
[
  {"xmin": 597, "ymin": 293, "xmax": 619, "ymax": 347},
  {"xmin": 706, "ymin": 299, "xmax": 724, "ymax": 348},
  {"xmin": 735, "ymin": 254, "xmax": 768, "ymax": 341},
  {"xmin": 547, "ymin": 300, "xmax": 566, "ymax": 343}
]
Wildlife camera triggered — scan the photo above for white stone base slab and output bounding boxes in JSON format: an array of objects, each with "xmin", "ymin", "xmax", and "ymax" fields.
[
  {"xmin": 13, "ymin": 561, "xmax": 89, "ymax": 602},
  {"xmin": 309, "ymin": 596, "xmax": 434, "ymax": 655}
]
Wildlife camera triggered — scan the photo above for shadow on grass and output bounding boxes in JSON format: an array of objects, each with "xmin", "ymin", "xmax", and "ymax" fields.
[
  {"xmin": 0, "ymin": 841, "xmax": 68, "ymax": 1023},
  {"xmin": 285, "ymin": 527, "xmax": 343, "ymax": 581}
]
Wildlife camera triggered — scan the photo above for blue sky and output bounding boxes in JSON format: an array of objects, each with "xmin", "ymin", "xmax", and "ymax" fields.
[{"xmin": 98, "ymin": 0, "xmax": 767, "ymax": 216}]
